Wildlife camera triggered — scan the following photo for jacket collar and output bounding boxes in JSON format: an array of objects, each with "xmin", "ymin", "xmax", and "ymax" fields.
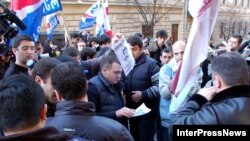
[
  {"xmin": 155, "ymin": 41, "xmax": 167, "ymax": 49},
  {"xmin": 1, "ymin": 127, "xmax": 70, "ymax": 141},
  {"xmin": 55, "ymin": 101, "xmax": 96, "ymax": 116},
  {"xmin": 98, "ymin": 72, "xmax": 111, "ymax": 88},
  {"xmin": 135, "ymin": 53, "xmax": 146, "ymax": 66},
  {"xmin": 98, "ymin": 72, "xmax": 123, "ymax": 91},
  {"xmin": 211, "ymin": 85, "xmax": 250, "ymax": 102}
]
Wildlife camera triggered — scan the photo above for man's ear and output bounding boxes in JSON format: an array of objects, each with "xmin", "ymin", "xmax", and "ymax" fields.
[
  {"xmin": 213, "ymin": 75, "xmax": 222, "ymax": 89},
  {"xmin": 12, "ymin": 48, "xmax": 17, "ymax": 55},
  {"xmin": 40, "ymin": 104, "xmax": 47, "ymax": 120},
  {"xmin": 34, "ymin": 76, "xmax": 42, "ymax": 85},
  {"xmin": 55, "ymin": 90, "xmax": 62, "ymax": 102}
]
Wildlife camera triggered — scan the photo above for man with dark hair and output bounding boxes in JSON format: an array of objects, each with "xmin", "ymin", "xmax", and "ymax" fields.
[
  {"xmin": 96, "ymin": 34, "xmax": 111, "ymax": 53},
  {"xmin": 35, "ymin": 41, "xmax": 44, "ymax": 54},
  {"xmin": 171, "ymin": 52, "xmax": 250, "ymax": 125},
  {"xmin": 226, "ymin": 34, "xmax": 243, "ymax": 52},
  {"xmin": 46, "ymin": 62, "xmax": 134, "ymax": 141},
  {"xmin": 160, "ymin": 48, "xmax": 173, "ymax": 65},
  {"xmin": 98, "ymin": 34, "xmax": 111, "ymax": 48},
  {"xmin": 148, "ymin": 29, "xmax": 168, "ymax": 63},
  {"xmin": 80, "ymin": 47, "xmax": 97, "ymax": 61},
  {"xmin": 88, "ymin": 36, "xmax": 99, "ymax": 50},
  {"xmin": 62, "ymin": 47, "xmax": 80, "ymax": 63},
  {"xmin": 124, "ymin": 35, "xmax": 160, "ymax": 141},
  {"xmin": 31, "ymin": 57, "xmax": 61, "ymax": 117},
  {"xmin": 4, "ymin": 34, "xmax": 35, "ymax": 78},
  {"xmin": 77, "ymin": 40, "xmax": 86, "ymax": 52},
  {"xmin": 87, "ymin": 55, "xmax": 135, "ymax": 127},
  {"xmin": 0, "ymin": 74, "xmax": 78, "ymax": 140}
]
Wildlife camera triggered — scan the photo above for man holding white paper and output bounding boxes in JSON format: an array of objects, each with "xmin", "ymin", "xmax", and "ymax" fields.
[{"xmin": 123, "ymin": 35, "xmax": 160, "ymax": 141}]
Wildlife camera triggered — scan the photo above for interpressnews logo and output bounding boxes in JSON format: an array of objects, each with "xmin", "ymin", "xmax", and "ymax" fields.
[{"xmin": 177, "ymin": 129, "xmax": 247, "ymax": 136}]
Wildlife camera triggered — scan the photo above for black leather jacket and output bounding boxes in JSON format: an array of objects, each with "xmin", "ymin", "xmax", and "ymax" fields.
[
  {"xmin": 46, "ymin": 101, "xmax": 134, "ymax": 141},
  {"xmin": 171, "ymin": 85, "xmax": 250, "ymax": 125}
]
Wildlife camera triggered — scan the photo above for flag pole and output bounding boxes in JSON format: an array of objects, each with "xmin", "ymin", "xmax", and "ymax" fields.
[{"xmin": 60, "ymin": 10, "xmax": 72, "ymax": 46}]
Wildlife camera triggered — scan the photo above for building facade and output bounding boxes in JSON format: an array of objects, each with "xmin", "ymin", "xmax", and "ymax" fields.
[{"xmin": 2, "ymin": 0, "xmax": 250, "ymax": 45}]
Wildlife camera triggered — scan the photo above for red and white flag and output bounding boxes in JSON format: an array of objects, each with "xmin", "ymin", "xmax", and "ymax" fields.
[
  {"xmin": 169, "ymin": 0, "xmax": 220, "ymax": 113},
  {"xmin": 96, "ymin": 0, "xmax": 113, "ymax": 38}
]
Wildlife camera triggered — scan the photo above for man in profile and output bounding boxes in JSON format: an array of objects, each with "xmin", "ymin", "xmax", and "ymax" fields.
[{"xmin": 171, "ymin": 52, "xmax": 250, "ymax": 125}]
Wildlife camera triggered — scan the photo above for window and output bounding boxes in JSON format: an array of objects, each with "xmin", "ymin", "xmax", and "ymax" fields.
[
  {"xmin": 220, "ymin": 22, "xmax": 224, "ymax": 38},
  {"xmin": 142, "ymin": 25, "xmax": 153, "ymax": 37}
]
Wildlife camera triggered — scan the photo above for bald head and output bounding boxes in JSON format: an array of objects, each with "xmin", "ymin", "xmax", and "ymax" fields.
[{"xmin": 172, "ymin": 40, "xmax": 186, "ymax": 63}]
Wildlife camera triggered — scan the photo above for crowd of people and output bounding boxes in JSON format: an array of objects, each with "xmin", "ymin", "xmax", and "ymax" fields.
[{"xmin": 0, "ymin": 29, "xmax": 249, "ymax": 141}]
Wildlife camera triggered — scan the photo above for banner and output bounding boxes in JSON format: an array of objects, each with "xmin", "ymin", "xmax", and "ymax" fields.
[
  {"xmin": 111, "ymin": 36, "xmax": 135, "ymax": 76},
  {"xmin": 169, "ymin": 0, "xmax": 220, "ymax": 113},
  {"xmin": 10, "ymin": 0, "xmax": 44, "ymax": 41},
  {"xmin": 79, "ymin": 0, "xmax": 100, "ymax": 29},
  {"xmin": 46, "ymin": 13, "xmax": 60, "ymax": 40},
  {"xmin": 96, "ymin": 0, "xmax": 113, "ymax": 38},
  {"xmin": 43, "ymin": 0, "xmax": 62, "ymax": 16}
]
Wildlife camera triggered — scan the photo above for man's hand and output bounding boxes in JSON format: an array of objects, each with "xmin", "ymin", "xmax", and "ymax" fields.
[
  {"xmin": 116, "ymin": 107, "xmax": 135, "ymax": 118},
  {"xmin": 132, "ymin": 91, "xmax": 142, "ymax": 103},
  {"xmin": 197, "ymin": 87, "xmax": 216, "ymax": 101},
  {"xmin": 112, "ymin": 32, "xmax": 122, "ymax": 44}
]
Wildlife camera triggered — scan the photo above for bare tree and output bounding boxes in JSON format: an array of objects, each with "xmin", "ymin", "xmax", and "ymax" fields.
[
  {"xmin": 218, "ymin": 12, "xmax": 237, "ymax": 41},
  {"xmin": 217, "ymin": 8, "xmax": 247, "ymax": 41},
  {"xmin": 130, "ymin": 0, "xmax": 182, "ymax": 37}
]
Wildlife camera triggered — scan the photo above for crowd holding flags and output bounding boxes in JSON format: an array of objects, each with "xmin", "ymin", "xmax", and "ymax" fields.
[{"xmin": 169, "ymin": 0, "xmax": 220, "ymax": 113}]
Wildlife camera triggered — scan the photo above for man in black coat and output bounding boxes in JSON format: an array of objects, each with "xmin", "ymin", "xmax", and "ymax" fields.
[
  {"xmin": 171, "ymin": 52, "xmax": 250, "ymax": 125},
  {"xmin": 87, "ymin": 55, "xmax": 135, "ymax": 127},
  {"xmin": 46, "ymin": 62, "xmax": 134, "ymax": 141}
]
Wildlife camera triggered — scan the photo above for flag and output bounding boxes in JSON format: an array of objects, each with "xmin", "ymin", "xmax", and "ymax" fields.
[
  {"xmin": 43, "ymin": 0, "xmax": 62, "ymax": 16},
  {"xmin": 169, "ymin": 0, "xmax": 220, "ymax": 113},
  {"xmin": 96, "ymin": 0, "xmax": 113, "ymax": 38},
  {"xmin": 79, "ymin": 0, "xmax": 100, "ymax": 29},
  {"xmin": 46, "ymin": 13, "xmax": 60, "ymax": 40},
  {"xmin": 10, "ymin": 0, "xmax": 44, "ymax": 41}
]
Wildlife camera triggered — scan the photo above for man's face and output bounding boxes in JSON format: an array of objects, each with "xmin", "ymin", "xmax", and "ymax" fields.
[
  {"xmin": 173, "ymin": 43, "xmax": 185, "ymax": 63},
  {"xmin": 13, "ymin": 40, "xmax": 35, "ymax": 65},
  {"xmin": 160, "ymin": 52, "xmax": 173, "ymax": 65},
  {"xmin": 36, "ymin": 43, "xmax": 44, "ymax": 54},
  {"xmin": 102, "ymin": 62, "xmax": 122, "ymax": 85},
  {"xmin": 91, "ymin": 41, "xmax": 97, "ymax": 48},
  {"xmin": 129, "ymin": 45, "xmax": 143, "ymax": 60},
  {"xmin": 157, "ymin": 37, "xmax": 166, "ymax": 47},
  {"xmin": 227, "ymin": 37, "xmax": 240, "ymax": 51},
  {"xmin": 40, "ymin": 75, "xmax": 58, "ymax": 103},
  {"xmin": 77, "ymin": 42, "xmax": 86, "ymax": 52}
]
